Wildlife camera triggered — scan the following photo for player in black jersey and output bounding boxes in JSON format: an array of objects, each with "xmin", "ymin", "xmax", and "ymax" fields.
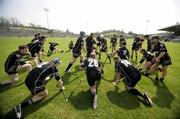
[
  {"xmin": 96, "ymin": 34, "xmax": 102, "ymax": 51},
  {"xmin": 117, "ymin": 41, "xmax": 130, "ymax": 60},
  {"xmin": 110, "ymin": 34, "xmax": 117, "ymax": 52},
  {"xmin": 14, "ymin": 58, "xmax": 65, "ymax": 119},
  {"xmin": 65, "ymin": 31, "xmax": 86, "ymax": 73},
  {"xmin": 68, "ymin": 40, "xmax": 74, "ymax": 51},
  {"xmin": 47, "ymin": 42, "xmax": 64, "ymax": 57},
  {"xmin": 113, "ymin": 56, "xmax": 153, "ymax": 106},
  {"xmin": 131, "ymin": 36, "xmax": 141, "ymax": 60},
  {"xmin": 86, "ymin": 33, "xmax": 96, "ymax": 57},
  {"xmin": 81, "ymin": 52, "xmax": 102, "ymax": 109},
  {"xmin": 144, "ymin": 35, "xmax": 151, "ymax": 51},
  {"xmin": 31, "ymin": 33, "xmax": 40, "ymax": 43},
  {"xmin": 27, "ymin": 36, "xmax": 46, "ymax": 65},
  {"xmin": 119, "ymin": 35, "xmax": 126, "ymax": 47},
  {"xmin": 136, "ymin": 49, "xmax": 159, "ymax": 78},
  {"xmin": 150, "ymin": 36, "xmax": 172, "ymax": 82},
  {"xmin": 1, "ymin": 45, "xmax": 32, "ymax": 86}
]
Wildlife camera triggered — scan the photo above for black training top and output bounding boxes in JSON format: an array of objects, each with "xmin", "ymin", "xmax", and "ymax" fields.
[
  {"xmin": 111, "ymin": 37, "xmax": 117, "ymax": 45},
  {"xmin": 4, "ymin": 51, "xmax": 26, "ymax": 73},
  {"xmin": 119, "ymin": 37, "xmax": 126, "ymax": 44},
  {"xmin": 73, "ymin": 36, "xmax": 84, "ymax": 53},
  {"xmin": 81, "ymin": 58, "xmax": 101, "ymax": 75},
  {"xmin": 117, "ymin": 47, "xmax": 130, "ymax": 60},
  {"xmin": 151, "ymin": 42, "xmax": 171, "ymax": 60},
  {"xmin": 25, "ymin": 62, "xmax": 60, "ymax": 87},
  {"xmin": 139, "ymin": 51, "xmax": 154, "ymax": 64},
  {"xmin": 86, "ymin": 36, "xmax": 95, "ymax": 48},
  {"xmin": 28, "ymin": 40, "xmax": 44, "ymax": 54},
  {"xmin": 96, "ymin": 36, "xmax": 101, "ymax": 44},
  {"xmin": 147, "ymin": 39, "xmax": 151, "ymax": 51},
  {"xmin": 115, "ymin": 59, "xmax": 140, "ymax": 81}
]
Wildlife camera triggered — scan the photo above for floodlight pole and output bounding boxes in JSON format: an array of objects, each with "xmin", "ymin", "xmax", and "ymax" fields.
[
  {"xmin": 44, "ymin": 8, "xmax": 50, "ymax": 29},
  {"xmin": 145, "ymin": 20, "xmax": 150, "ymax": 34}
]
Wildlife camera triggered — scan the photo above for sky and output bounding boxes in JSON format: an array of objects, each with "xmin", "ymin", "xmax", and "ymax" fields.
[{"xmin": 0, "ymin": 0, "xmax": 180, "ymax": 34}]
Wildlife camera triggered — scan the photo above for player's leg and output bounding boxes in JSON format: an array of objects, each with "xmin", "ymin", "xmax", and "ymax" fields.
[
  {"xmin": 135, "ymin": 50, "xmax": 138, "ymax": 60},
  {"xmin": 160, "ymin": 65, "xmax": 168, "ymax": 82},
  {"xmin": 17, "ymin": 64, "xmax": 32, "ymax": 73},
  {"xmin": 65, "ymin": 56, "xmax": 77, "ymax": 73},
  {"xmin": 14, "ymin": 87, "xmax": 48, "ymax": 119}
]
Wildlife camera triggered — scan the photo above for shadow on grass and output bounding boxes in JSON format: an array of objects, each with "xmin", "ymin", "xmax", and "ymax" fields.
[
  {"xmin": 61, "ymin": 65, "xmax": 84, "ymax": 85},
  {"xmin": 4, "ymin": 91, "xmax": 61, "ymax": 119},
  {"xmin": 69, "ymin": 90, "xmax": 92, "ymax": 110},
  {"xmin": 145, "ymin": 76, "xmax": 175, "ymax": 108},
  {"xmin": 0, "ymin": 81, "xmax": 24, "ymax": 93},
  {"xmin": 152, "ymin": 81, "xmax": 175, "ymax": 109},
  {"xmin": 106, "ymin": 88, "xmax": 140, "ymax": 110}
]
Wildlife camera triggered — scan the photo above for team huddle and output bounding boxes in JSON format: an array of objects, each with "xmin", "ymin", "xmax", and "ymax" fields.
[{"xmin": 1, "ymin": 32, "xmax": 172, "ymax": 119}]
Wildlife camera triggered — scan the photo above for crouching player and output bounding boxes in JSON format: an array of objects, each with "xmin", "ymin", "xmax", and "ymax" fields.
[
  {"xmin": 47, "ymin": 42, "xmax": 64, "ymax": 57},
  {"xmin": 1, "ymin": 45, "xmax": 32, "ymax": 86},
  {"xmin": 113, "ymin": 56, "xmax": 153, "ymax": 106},
  {"xmin": 137, "ymin": 49, "xmax": 155, "ymax": 73},
  {"xmin": 81, "ymin": 52, "xmax": 102, "ymax": 109},
  {"xmin": 14, "ymin": 58, "xmax": 65, "ymax": 119}
]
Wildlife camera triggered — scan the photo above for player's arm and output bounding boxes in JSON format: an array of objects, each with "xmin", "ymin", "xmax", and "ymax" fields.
[
  {"xmin": 53, "ymin": 69, "xmax": 65, "ymax": 90},
  {"xmin": 155, "ymin": 44, "xmax": 167, "ymax": 63}
]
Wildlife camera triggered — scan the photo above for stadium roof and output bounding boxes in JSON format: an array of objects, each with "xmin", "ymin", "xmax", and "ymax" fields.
[{"xmin": 159, "ymin": 24, "xmax": 180, "ymax": 32}]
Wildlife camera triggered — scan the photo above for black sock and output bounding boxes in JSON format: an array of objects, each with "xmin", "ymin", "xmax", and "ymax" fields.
[
  {"xmin": 128, "ymin": 89, "xmax": 144, "ymax": 98},
  {"xmin": 21, "ymin": 99, "xmax": 33, "ymax": 109},
  {"xmin": 66, "ymin": 63, "xmax": 73, "ymax": 71}
]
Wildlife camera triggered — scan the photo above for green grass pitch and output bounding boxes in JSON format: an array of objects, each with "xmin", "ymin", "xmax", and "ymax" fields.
[{"xmin": 0, "ymin": 36, "xmax": 180, "ymax": 119}]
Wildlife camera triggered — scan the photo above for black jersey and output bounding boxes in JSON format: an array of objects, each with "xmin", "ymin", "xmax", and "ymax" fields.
[
  {"xmin": 119, "ymin": 37, "xmax": 126, "ymax": 44},
  {"xmin": 82, "ymin": 58, "xmax": 101, "ymax": 75},
  {"xmin": 49, "ymin": 42, "xmax": 58, "ymax": 51},
  {"xmin": 117, "ymin": 46, "xmax": 130, "ymax": 60},
  {"xmin": 25, "ymin": 62, "xmax": 60, "ymax": 88},
  {"xmin": 147, "ymin": 39, "xmax": 151, "ymax": 51},
  {"xmin": 4, "ymin": 51, "xmax": 26, "ymax": 74},
  {"xmin": 115, "ymin": 59, "xmax": 140, "ymax": 85},
  {"xmin": 139, "ymin": 51, "xmax": 154, "ymax": 64},
  {"xmin": 86, "ymin": 36, "xmax": 95, "ymax": 48},
  {"xmin": 151, "ymin": 42, "xmax": 171, "ymax": 61},
  {"xmin": 111, "ymin": 37, "xmax": 117, "ymax": 46},
  {"xmin": 73, "ymin": 36, "xmax": 84, "ymax": 53},
  {"xmin": 96, "ymin": 36, "xmax": 101, "ymax": 46},
  {"xmin": 101, "ymin": 38, "xmax": 107, "ymax": 45},
  {"xmin": 28, "ymin": 40, "xmax": 44, "ymax": 56}
]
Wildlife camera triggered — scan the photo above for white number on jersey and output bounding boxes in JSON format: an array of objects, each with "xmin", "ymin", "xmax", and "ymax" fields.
[{"xmin": 88, "ymin": 59, "xmax": 98, "ymax": 67}]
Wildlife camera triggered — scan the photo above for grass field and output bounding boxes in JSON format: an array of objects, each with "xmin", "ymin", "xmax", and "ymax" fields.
[{"xmin": 0, "ymin": 36, "xmax": 180, "ymax": 119}]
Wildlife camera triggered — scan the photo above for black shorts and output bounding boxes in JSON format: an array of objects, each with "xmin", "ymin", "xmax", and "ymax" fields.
[
  {"xmin": 86, "ymin": 72, "xmax": 101, "ymax": 86},
  {"xmin": 132, "ymin": 43, "xmax": 139, "ymax": 50},
  {"xmin": 97, "ymin": 43, "xmax": 101, "ymax": 46},
  {"xmin": 160, "ymin": 58, "xmax": 172, "ymax": 66},
  {"xmin": 25, "ymin": 80, "xmax": 45, "ymax": 95},
  {"xmin": 124, "ymin": 71, "xmax": 141, "ymax": 87},
  {"xmin": 73, "ymin": 52, "xmax": 81, "ymax": 58}
]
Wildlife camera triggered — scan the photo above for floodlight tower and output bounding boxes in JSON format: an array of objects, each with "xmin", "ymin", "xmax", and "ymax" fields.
[
  {"xmin": 43, "ymin": 8, "xmax": 50, "ymax": 29},
  {"xmin": 145, "ymin": 20, "xmax": 150, "ymax": 34}
]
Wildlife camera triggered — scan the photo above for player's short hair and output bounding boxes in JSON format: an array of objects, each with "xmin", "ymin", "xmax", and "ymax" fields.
[{"xmin": 19, "ymin": 45, "xmax": 28, "ymax": 51}]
